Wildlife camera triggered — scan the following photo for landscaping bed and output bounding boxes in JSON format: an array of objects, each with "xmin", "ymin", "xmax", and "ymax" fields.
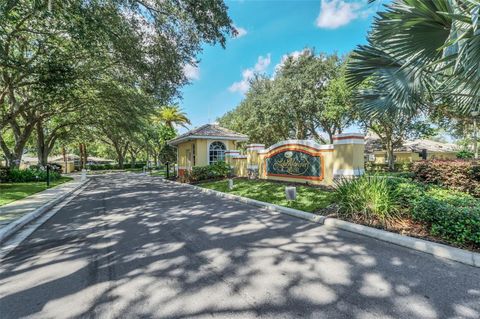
[
  {"xmin": 333, "ymin": 175, "xmax": 480, "ymax": 252},
  {"xmin": 198, "ymin": 178, "xmax": 335, "ymax": 213},
  {"xmin": 0, "ymin": 177, "xmax": 74, "ymax": 206}
]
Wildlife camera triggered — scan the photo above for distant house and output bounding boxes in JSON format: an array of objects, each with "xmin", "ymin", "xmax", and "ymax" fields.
[
  {"xmin": 16, "ymin": 154, "xmax": 116, "ymax": 172},
  {"xmin": 168, "ymin": 124, "xmax": 249, "ymax": 176},
  {"xmin": 365, "ymin": 136, "xmax": 459, "ymax": 164},
  {"xmin": 49, "ymin": 154, "xmax": 115, "ymax": 166}
]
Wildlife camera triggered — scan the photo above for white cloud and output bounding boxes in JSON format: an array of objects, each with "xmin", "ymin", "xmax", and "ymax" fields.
[
  {"xmin": 183, "ymin": 64, "xmax": 200, "ymax": 81},
  {"xmin": 272, "ymin": 49, "xmax": 312, "ymax": 77},
  {"xmin": 275, "ymin": 49, "xmax": 309, "ymax": 72},
  {"xmin": 315, "ymin": 0, "xmax": 370, "ymax": 29},
  {"xmin": 229, "ymin": 54, "xmax": 271, "ymax": 93},
  {"xmin": 233, "ymin": 25, "xmax": 248, "ymax": 38}
]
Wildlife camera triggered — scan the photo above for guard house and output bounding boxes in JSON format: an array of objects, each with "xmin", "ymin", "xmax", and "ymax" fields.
[{"xmin": 168, "ymin": 124, "xmax": 249, "ymax": 177}]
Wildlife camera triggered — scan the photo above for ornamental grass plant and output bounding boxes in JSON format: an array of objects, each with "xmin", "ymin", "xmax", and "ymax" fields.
[{"xmin": 334, "ymin": 175, "xmax": 400, "ymax": 227}]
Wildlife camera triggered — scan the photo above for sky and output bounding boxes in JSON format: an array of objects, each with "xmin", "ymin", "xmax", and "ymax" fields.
[{"xmin": 178, "ymin": 0, "xmax": 382, "ymax": 132}]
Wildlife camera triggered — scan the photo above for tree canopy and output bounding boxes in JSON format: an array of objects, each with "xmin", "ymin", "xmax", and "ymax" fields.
[
  {"xmin": 0, "ymin": 0, "xmax": 234, "ymax": 167},
  {"xmin": 219, "ymin": 50, "xmax": 355, "ymax": 145}
]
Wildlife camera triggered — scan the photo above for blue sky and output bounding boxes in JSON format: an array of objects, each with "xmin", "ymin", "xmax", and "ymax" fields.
[{"xmin": 178, "ymin": 0, "xmax": 381, "ymax": 132}]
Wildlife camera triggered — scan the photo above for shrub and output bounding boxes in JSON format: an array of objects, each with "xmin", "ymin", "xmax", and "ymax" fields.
[
  {"xmin": 4, "ymin": 167, "xmax": 61, "ymax": 183},
  {"xmin": 411, "ymin": 160, "xmax": 480, "ymax": 197},
  {"xmin": 334, "ymin": 175, "xmax": 400, "ymax": 226},
  {"xmin": 126, "ymin": 162, "xmax": 147, "ymax": 169},
  {"xmin": 365, "ymin": 162, "xmax": 413, "ymax": 173},
  {"xmin": 190, "ymin": 166, "xmax": 211, "ymax": 181},
  {"xmin": 189, "ymin": 162, "xmax": 232, "ymax": 182},
  {"xmin": 456, "ymin": 149, "xmax": 474, "ymax": 159},
  {"xmin": 87, "ymin": 163, "xmax": 119, "ymax": 170},
  {"xmin": 387, "ymin": 177, "xmax": 425, "ymax": 208},
  {"xmin": 365, "ymin": 162, "xmax": 389, "ymax": 172},
  {"xmin": 336, "ymin": 172, "xmax": 480, "ymax": 248},
  {"xmin": 412, "ymin": 188, "xmax": 480, "ymax": 246},
  {"xmin": 425, "ymin": 187, "xmax": 478, "ymax": 207},
  {"xmin": 0, "ymin": 167, "xmax": 9, "ymax": 182}
]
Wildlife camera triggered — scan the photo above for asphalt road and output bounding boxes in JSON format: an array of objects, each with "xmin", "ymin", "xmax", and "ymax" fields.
[{"xmin": 1, "ymin": 174, "xmax": 479, "ymax": 319}]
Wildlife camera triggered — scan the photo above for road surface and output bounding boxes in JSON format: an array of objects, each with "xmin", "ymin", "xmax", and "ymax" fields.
[{"xmin": 1, "ymin": 174, "xmax": 479, "ymax": 318}]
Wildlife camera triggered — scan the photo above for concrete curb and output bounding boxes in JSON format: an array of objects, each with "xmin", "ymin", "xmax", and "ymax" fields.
[
  {"xmin": 323, "ymin": 218, "xmax": 480, "ymax": 267},
  {"xmin": 0, "ymin": 179, "xmax": 91, "ymax": 244},
  {"xmin": 162, "ymin": 178, "xmax": 480, "ymax": 268}
]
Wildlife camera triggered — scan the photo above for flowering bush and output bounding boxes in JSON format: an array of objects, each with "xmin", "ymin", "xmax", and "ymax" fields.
[{"xmin": 411, "ymin": 160, "xmax": 480, "ymax": 197}]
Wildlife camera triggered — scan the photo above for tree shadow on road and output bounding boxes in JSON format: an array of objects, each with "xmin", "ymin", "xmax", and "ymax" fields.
[{"xmin": 1, "ymin": 174, "xmax": 479, "ymax": 318}]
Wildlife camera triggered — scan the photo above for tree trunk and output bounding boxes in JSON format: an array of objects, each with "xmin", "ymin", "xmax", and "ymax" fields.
[
  {"xmin": 129, "ymin": 150, "xmax": 136, "ymax": 168},
  {"xmin": 152, "ymin": 150, "xmax": 158, "ymax": 168},
  {"xmin": 0, "ymin": 120, "xmax": 36, "ymax": 168},
  {"xmin": 83, "ymin": 143, "xmax": 88, "ymax": 167},
  {"xmin": 79, "ymin": 143, "xmax": 84, "ymax": 169},
  {"xmin": 62, "ymin": 146, "xmax": 67, "ymax": 173},
  {"xmin": 0, "ymin": 134, "xmax": 30, "ymax": 168},
  {"xmin": 114, "ymin": 142, "xmax": 128, "ymax": 169},
  {"xmin": 326, "ymin": 130, "xmax": 334, "ymax": 145},
  {"xmin": 36, "ymin": 121, "xmax": 48, "ymax": 166},
  {"xmin": 118, "ymin": 156, "xmax": 124, "ymax": 169},
  {"xmin": 385, "ymin": 139, "xmax": 395, "ymax": 171}
]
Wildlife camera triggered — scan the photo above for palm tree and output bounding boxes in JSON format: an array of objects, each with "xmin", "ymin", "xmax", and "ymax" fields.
[
  {"xmin": 348, "ymin": 0, "xmax": 480, "ymax": 115},
  {"xmin": 155, "ymin": 106, "xmax": 191, "ymax": 129}
]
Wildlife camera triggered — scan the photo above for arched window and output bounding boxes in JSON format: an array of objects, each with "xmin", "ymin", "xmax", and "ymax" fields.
[{"xmin": 209, "ymin": 141, "xmax": 226, "ymax": 164}]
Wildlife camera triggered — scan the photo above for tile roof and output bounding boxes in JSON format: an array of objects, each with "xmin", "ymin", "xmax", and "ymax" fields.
[
  {"xmin": 168, "ymin": 124, "xmax": 248, "ymax": 145},
  {"xmin": 366, "ymin": 136, "xmax": 459, "ymax": 153}
]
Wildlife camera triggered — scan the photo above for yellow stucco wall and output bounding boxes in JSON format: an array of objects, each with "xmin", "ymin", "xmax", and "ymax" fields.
[
  {"xmin": 229, "ymin": 157, "xmax": 247, "ymax": 176},
  {"xmin": 176, "ymin": 136, "xmax": 366, "ymax": 186},
  {"xmin": 176, "ymin": 139, "xmax": 238, "ymax": 169},
  {"xmin": 332, "ymin": 143, "xmax": 365, "ymax": 174},
  {"xmin": 373, "ymin": 151, "xmax": 457, "ymax": 164},
  {"xmin": 428, "ymin": 152, "xmax": 457, "ymax": 160}
]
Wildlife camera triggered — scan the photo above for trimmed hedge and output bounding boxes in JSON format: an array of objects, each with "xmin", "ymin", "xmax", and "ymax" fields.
[
  {"xmin": 411, "ymin": 160, "xmax": 480, "ymax": 197},
  {"xmin": 1, "ymin": 167, "xmax": 61, "ymax": 183}
]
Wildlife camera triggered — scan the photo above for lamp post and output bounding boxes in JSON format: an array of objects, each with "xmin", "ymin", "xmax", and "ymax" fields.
[{"xmin": 472, "ymin": 111, "xmax": 479, "ymax": 160}]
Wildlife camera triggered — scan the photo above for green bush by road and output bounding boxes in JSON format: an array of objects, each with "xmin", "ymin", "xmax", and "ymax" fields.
[
  {"xmin": 198, "ymin": 179, "xmax": 334, "ymax": 213},
  {"xmin": 334, "ymin": 175, "xmax": 480, "ymax": 249},
  {"xmin": 1, "ymin": 167, "xmax": 61, "ymax": 183}
]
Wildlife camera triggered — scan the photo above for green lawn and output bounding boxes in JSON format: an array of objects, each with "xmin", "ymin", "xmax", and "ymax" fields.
[
  {"xmin": 0, "ymin": 177, "xmax": 74, "ymax": 206},
  {"xmin": 198, "ymin": 179, "xmax": 335, "ymax": 213},
  {"xmin": 150, "ymin": 170, "xmax": 167, "ymax": 177}
]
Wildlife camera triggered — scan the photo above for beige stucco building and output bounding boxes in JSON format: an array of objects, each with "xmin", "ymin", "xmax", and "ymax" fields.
[
  {"xmin": 167, "ymin": 124, "xmax": 249, "ymax": 177},
  {"xmin": 366, "ymin": 138, "xmax": 459, "ymax": 164}
]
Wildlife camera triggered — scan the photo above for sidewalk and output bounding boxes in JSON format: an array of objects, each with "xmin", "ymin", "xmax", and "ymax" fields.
[{"xmin": 0, "ymin": 176, "xmax": 87, "ymax": 242}]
